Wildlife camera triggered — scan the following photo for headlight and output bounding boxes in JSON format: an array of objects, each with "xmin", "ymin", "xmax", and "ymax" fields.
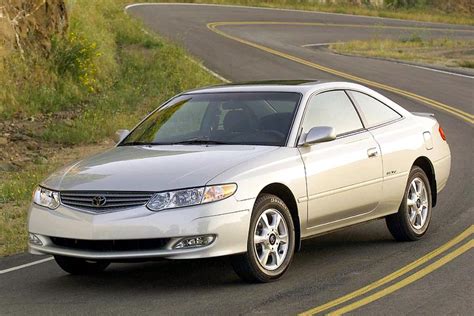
[
  {"xmin": 147, "ymin": 184, "xmax": 237, "ymax": 211},
  {"xmin": 33, "ymin": 187, "xmax": 60, "ymax": 210}
]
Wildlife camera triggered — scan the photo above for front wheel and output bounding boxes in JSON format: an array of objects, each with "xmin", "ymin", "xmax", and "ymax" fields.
[
  {"xmin": 54, "ymin": 255, "xmax": 110, "ymax": 275},
  {"xmin": 231, "ymin": 194, "xmax": 295, "ymax": 283},
  {"xmin": 386, "ymin": 166, "xmax": 432, "ymax": 241}
]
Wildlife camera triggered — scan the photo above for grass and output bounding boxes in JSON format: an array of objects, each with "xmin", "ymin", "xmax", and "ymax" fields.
[
  {"xmin": 457, "ymin": 60, "xmax": 474, "ymax": 68},
  {"xmin": 330, "ymin": 35, "xmax": 474, "ymax": 69},
  {"xmin": 0, "ymin": 145, "xmax": 107, "ymax": 255},
  {"xmin": 1, "ymin": 0, "xmax": 471, "ymax": 256},
  {"xmin": 152, "ymin": 0, "xmax": 474, "ymax": 25},
  {"xmin": 0, "ymin": 0, "xmax": 219, "ymax": 256}
]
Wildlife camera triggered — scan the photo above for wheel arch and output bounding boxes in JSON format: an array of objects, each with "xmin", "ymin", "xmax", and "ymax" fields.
[
  {"xmin": 259, "ymin": 183, "xmax": 301, "ymax": 251},
  {"xmin": 413, "ymin": 156, "xmax": 437, "ymax": 207}
]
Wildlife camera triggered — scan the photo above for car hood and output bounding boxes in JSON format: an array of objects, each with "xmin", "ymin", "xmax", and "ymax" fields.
[{"xmin": 42, "ymin": 145, "xmax": 278, "ymax": 192}]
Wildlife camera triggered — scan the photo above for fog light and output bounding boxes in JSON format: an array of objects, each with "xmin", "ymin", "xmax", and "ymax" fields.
[
  {"xmin": 173, "ymin": 235, "xmax": 215, "ymax": 249},
  {"xmin": 28, "ymin": 233, "xmax": 43, "ymax": 246}
]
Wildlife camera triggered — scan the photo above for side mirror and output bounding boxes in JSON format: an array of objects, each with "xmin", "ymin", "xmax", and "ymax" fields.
[
  {"xmin": 114, "ymin": 129, "xmax": 130, "ymax": 144},
  {"xmin": 300, "ymin": 126, "xmax": 336, "ymax": 146}
]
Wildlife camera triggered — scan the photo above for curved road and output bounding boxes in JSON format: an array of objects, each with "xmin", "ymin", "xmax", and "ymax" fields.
[{"xmin": 1, "ymin": 4, "xmax": 473, "ymax": 315}]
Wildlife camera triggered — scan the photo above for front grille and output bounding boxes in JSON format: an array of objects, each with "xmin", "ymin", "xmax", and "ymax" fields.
[
  {"xmin": 60, "ymin": 191, "xmax": 154, "ymax": 213},
  {"xmin": 50, "ymin": 237, "xmax": 170, "ymax": 252}
]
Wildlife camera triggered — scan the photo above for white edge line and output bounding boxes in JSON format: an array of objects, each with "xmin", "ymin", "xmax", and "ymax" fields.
[
  {"xmin": 401, "ymin": 63, "xmax": 474, "ymax": 79},
  {"xmin": 124, "ymin": 4, "xmax": 230, "ymax": 83},
  {"xmin": 302, "ymin": 42, "xmax": 338, "ymax": 47},
  {"xmin": 304, "ymin": 43, "xmax": 473, "ymax": 79},
  {"xmin": 0, "ymin": 257, "xmax": 53, "ymax": 275},
  {"xmin": 124, "ymin": 3, "xmax": 474, "ymax": 28},
  {"xmin": 185, "ymin": 57, "xmax": 231, "ymax": 83}
]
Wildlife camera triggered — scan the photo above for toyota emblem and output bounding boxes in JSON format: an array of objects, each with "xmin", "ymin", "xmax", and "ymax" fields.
[{"xmin": 92, "ymin": 196, "xmax": 107, "ymax": 207}]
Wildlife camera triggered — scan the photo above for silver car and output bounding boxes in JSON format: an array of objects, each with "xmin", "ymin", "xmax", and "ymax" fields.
[{"xmin": 28, "ymin": 80, "xmax": 451, "ymax": 282}]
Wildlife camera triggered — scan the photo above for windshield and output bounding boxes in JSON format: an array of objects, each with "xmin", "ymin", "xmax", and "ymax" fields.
[{"xmin": 121, "ymin": 92, "xmax": 301, "ymax": 146}]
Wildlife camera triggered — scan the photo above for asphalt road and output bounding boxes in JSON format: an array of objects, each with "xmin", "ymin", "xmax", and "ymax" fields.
[{"xmin": 1, "ymin": 4, "xmax": 473, "ymax": 315}]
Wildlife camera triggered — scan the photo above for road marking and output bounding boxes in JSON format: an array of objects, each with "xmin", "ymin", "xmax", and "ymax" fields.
[
  {"xmin": 125, "ymin": 3, "xmax": 474, "ymax": 28},
  {"xmin": 328, "ymin": 239, "xmax": 473, "ymax": 315},
  {"xmin": 298, "ymin": 225, "xmax": 473, "ymax": 315},
  {"xmin": 304, "ymin": 43, "xmax": 474, "ymax": 79},
  {"xmin": 1, "ymin": 0, "xmax": 467, "ymax": 282},
  {"xmin": 208, "ymin": 21, "xmax": 474, "ymax": 33},
  {"xmin": 302, "ymin": 43, "xmax": 339, "ymax": 48},
  {"xmin": 207, "ymin": 21, "xmax": 474, "ymax": 124},
  {"xmin": 400, "ymin": 63, "xmax": 474, "ymax": 79},
  {"xmin": 185, "ymin": 56, "xmax": 231, "ymax": 83},
  {"xmin": 0, "ymin": 257, "xmax": 53, "ymax": 275}
]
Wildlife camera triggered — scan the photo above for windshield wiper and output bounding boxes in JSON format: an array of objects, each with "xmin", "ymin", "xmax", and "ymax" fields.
[
  {"xmin": 120, "ymin": 141, "xmax": 169, "ymax": 146},
  {"xmin": 121, "ymin": 138, "xmax": 228, "ymax": 146},
  {"xmin": 169, "ymin": 138, "xmax": 227, "ymax": 145},
  {"xmin": 119, "ymin": 141, "xmax": 152, "ymax": 146}
]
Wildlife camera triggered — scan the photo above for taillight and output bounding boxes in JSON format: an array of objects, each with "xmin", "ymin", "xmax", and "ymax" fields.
[{"xmin": 439, "ymin": 126, "xmax": 446, "ymax": 141}]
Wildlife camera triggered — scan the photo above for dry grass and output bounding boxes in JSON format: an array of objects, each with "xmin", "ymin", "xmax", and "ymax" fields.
[{"xmin": 330, "ymin": 36, "xmax": 474, "ymax": 68}]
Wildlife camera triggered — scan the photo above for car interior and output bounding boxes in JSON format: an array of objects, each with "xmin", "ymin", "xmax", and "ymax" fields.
[
  {"xmin": 208, "ymin": 101, "xmax": 294, "ymax": 145},
  {"xmin": 123, "ymin": 92, "xmax": 300, "ymax": 147}
]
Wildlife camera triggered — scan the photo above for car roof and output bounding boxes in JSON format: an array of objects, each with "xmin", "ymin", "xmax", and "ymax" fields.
[
  {"xmin": 179, "ymin": 80, "xmax": 411, "ymax": 118},
  {"xmin": 182, "ymin": 79, "xmax": 336, "ymax": 94}
]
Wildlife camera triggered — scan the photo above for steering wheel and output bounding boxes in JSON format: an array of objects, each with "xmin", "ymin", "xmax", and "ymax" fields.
[
  {"xmin": 227, "ymin": 130, "xmax": 286, "ymax": 143},
  {"xmin": 260, "ymin": 129, "xmax": 286, "ymax": 140}
]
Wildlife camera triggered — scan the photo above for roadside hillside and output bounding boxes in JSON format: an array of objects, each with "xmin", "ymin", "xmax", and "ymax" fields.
[
  {"xmin": 0, "ymin": 0, "xmax": 67, "ymax": 56},
  {"xmin": 0, "ymin": 0, "xmax": 219, "ymax": 256}
]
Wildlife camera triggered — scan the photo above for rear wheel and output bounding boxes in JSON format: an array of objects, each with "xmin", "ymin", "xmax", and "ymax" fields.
[
  {"xmin": 54, "ymin": 255, "xmax": 110, "ymax": 275},
  {"xmin": 231, "ymin": 194, "xmax": 295, "ymax": 283},
  {"xmin": 386, "ymin": 166, "xmax": 432, "ymax": 241}
]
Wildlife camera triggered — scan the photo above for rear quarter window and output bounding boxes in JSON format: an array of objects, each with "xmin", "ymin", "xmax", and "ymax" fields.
[{"xmin": 350, "ymin": 91, "xmax": 401, "ymax": 127}]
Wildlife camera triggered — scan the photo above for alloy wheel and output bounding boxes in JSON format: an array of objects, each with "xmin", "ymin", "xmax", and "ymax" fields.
[
  {"xmin": 253, "ymin": 208, "xmax": 289, "ymax": 271},
  {"xmin": 407, "ymin": 177, "xmax": 429, "ymax": 231}
]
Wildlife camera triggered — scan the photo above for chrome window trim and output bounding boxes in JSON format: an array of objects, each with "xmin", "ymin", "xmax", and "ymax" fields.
[
  {"xmin": 367, "ymin": 116, "xmax": 406, "ymax": 131},
  {"xmin": 335, "ymin": 128, "xmax": 369, "ymax": 140},
  {"xmin": 346, "ymin": 89, "xmax": 404, "ymax": 129},
  {"xmin": 294, "ymin": 88, "xmax": 366, "ymax": 146},
  {"xmin": 118, "ymin": 94, "xmax": 182, "ymax": 146}
]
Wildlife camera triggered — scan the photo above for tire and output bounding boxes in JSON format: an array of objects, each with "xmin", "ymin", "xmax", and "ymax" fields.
[
  {"xmin": 54, "ymin": 255, "xmax": 110, "ymax": 275},
  {"xmin": 386, "ymin": 166, "xmax": 432, "ymax": 241},
  {"xmin": 231, "ymin": 194, "xmax": 295, "ymax": 283}
]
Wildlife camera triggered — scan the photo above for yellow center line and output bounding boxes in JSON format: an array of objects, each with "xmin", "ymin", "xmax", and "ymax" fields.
[
  {"xmin": 328, "ymin": 239, "xmax": 473, "ymax": 315},
  {"xmin": 207, "ymin": 22, "xmax": 474, "ymax": 124},
  {"xmin": 210, "ymin": 21, "xmax": 474, "ymax": 33},
  {"xmin": 297, "ymin": 226, "xmax": 473, "ymax": 315},
  {"xmin": 206, "ymin": 20, "xmax": 473, "ymax": 314}
]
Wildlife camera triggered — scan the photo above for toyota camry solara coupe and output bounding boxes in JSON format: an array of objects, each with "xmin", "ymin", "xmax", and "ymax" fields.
[{"xmin": 28, "ymin": 80, "xmax": 451, "ymax": 282}]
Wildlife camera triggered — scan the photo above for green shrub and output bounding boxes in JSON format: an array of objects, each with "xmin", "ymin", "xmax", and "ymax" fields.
[{"xmin": 51, "ymin": 32, "xmax": 102, "ymax": 91}]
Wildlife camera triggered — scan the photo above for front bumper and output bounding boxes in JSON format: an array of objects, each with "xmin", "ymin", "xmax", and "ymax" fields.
[{"xmin": 27, "ymin": 197, "xmax": 254, "ymax": 260}]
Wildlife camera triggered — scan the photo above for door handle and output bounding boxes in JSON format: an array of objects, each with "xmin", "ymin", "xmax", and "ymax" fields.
[{"xmin": 367, "ymin": 147, "xmax": 379, "ymax": 158}]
